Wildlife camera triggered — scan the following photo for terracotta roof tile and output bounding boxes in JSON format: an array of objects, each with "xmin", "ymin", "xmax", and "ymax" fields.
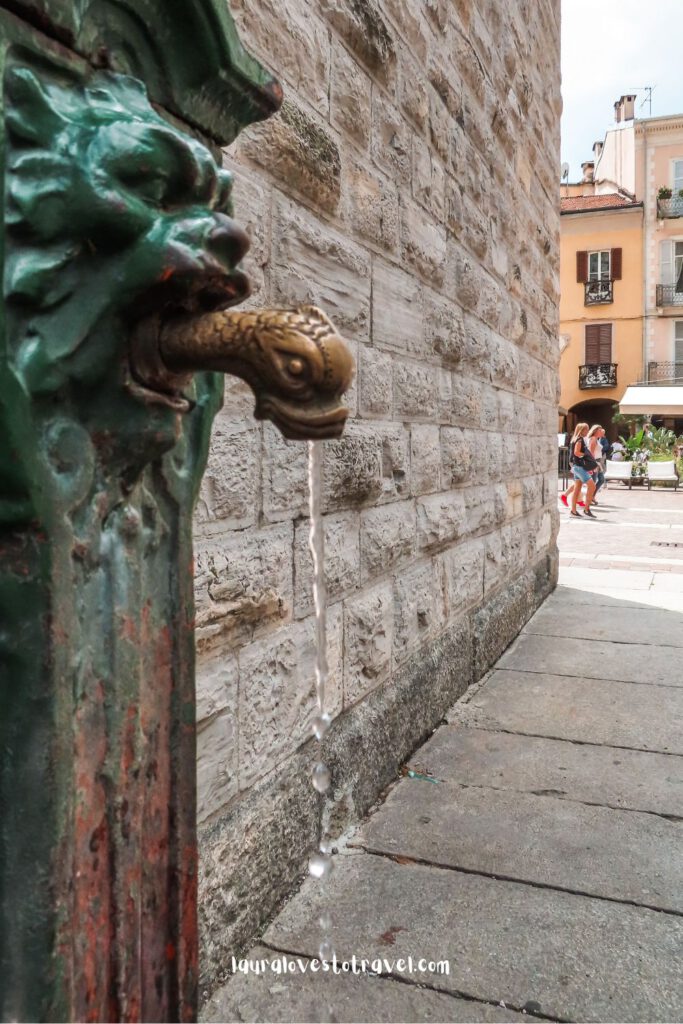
[{"xmin": 560, "ymin": 194, "xmax": 641, "ymax": 213}]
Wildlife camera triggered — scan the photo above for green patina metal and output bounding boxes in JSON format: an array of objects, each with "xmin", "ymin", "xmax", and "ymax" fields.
[{"xmin": 0, "ymin": 4, "xmax": 278, "ymax": 1021}]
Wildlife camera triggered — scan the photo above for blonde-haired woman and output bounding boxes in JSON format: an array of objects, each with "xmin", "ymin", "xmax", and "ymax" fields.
[
  {"xmin": 568, "ymin": 422, "xmax": 598, "ymax": 518},
  {"xmin": 587, "ymin": 424, "xmax": 607, "ymax": 504}
]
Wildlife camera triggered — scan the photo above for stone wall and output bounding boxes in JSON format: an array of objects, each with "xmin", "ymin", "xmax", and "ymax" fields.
[{"xmin": 195, "ymin": 0, "xmax": 561, "ymax": 996}]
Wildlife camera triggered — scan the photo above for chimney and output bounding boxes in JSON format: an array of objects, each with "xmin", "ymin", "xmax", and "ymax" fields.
[
  {"xmin": 581, "ymin": 161, "xmax": 595, "ymax": 183},
  {"xmin": 614, "ymin": 94, "xmax": 637, "ymax": 123},
  {"xmin": 593, "ymin": 139, "xmax": 603, "ymax": 160}
]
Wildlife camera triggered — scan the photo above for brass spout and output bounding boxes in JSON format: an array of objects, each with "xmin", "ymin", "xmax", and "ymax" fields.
[{"xmin": 131, "ymin": 305, "xmax": 354, "ymax": 440}]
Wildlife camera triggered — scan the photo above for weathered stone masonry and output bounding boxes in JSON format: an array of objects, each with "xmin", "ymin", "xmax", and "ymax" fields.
[{"xmin": 195, "ymin": 0, "xmax": 561, "ymax": 995}]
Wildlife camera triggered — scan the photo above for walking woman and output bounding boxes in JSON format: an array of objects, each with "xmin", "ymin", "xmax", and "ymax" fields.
[
  {"xmin": 568, "ymin": 422, "xmax": 598, "ymax": 518},
  {"xmin": 586, "ymin": 424, "xmax": 606, "ymax": 504}
]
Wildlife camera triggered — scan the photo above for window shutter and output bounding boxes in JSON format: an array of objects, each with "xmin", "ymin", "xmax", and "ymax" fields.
[
  {"xmin": 585, "ymin": 325, "xmax": 600, "ymax": 363},
  {"xmin": 585, "ymin": 324, "xmax": 612, "ymax": 364},
  {"xmin": 576, "ymin": 250, "xmax": 588, "ymax": 283},
  {"xmin": 598, "ymin": 323, "xmax": 613, "ymax": 362},
  {"xmin": 660, "ymin": 240, "xmax": 673, "ymax": 285},
  {"xmin": 611, "ymin": 248, "xmax": 622, "ymax": 280}
]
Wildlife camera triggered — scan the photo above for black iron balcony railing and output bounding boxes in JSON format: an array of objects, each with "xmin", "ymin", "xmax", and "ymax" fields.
[
  {"xmin": 584, "ymin": 280, "xmax": 613, "ymax": 305},
  {"xmin": 647, "ymin": 361, "xmax": 683, "ymax": 384},
  {"xmin": 657, "ymin": 195, "xmax": 683, "ymax": 219},
  {"xmin": 579, "ymin": 363, "xmax": 618, "ymax": 389},
  {"xmin": 655, "ymin": 284, "xmax": 683, "ymax": 307}
]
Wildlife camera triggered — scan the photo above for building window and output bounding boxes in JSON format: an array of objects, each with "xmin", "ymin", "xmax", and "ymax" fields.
[
  {"xmin": 588, "ymin": 250, "xmax": 610, "ymax": 281},
  {"xmin": 585, "ymin": 323, "xmax": 612, "ymax": 364},
  {"xmin": 659, "ymin": 240, "xmax": 683, "ymax": 292},
  {"xmin": 674, "ymin": 159, "xmax": 683, "ymax": 194},
  {"xmin": 576, "ymin": 248, "xmax": 621, "ymax": 283},
  {"xmin": 675, "ymin": 321, "xmax": 683, "ymax": 364}
]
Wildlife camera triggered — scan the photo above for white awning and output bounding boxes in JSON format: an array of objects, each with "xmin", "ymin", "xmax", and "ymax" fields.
[{"xmin": 619, "ymin": 386, "xmax": 683, "ymax": 415}]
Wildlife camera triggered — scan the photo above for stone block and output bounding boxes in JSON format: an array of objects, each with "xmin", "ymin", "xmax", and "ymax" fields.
[
  {"xmin": 371, "ymin": 93, "xmax": 411, "ymax": 186},
  {"xmin": 318, "ymin": 0, "xmax": 397, "ymax": 86},
  {"xmin": 440, "ymin": 538, "xmax": 485, "ymax": 618},
  {"xmin": 196, "ymin": 654, "xmax": 239, "ymax": 822},
  {"xmin": 195, "ymin": 420, "xmax": 260, "ymax": 530},
  {"xmin": 271, "ymin": 198, "xmax": 371, "ymax": 340},
  {"xmin": 194, "ymin": 523, "xmax": 293, "ymax": 653},
  {"xmin": 261, "ymin": 423, "xmax": 309, "ymax": 523},
  {"xmin": 376, "ymin": 422, "xmax": 411, "ymax": 502},
  {"xmin": 383, "ymin": 0, "xmax": 431, "ymax": 62},
  {"xmin": 417, "ymin": 491, "xmax": 466, "ymax": 551},
  {"xmin": 343, "ymin": 160, "xmax": 399, "ymax": 253},
  {"xmin": 238, "ymin": 603, "xmax": 343, "ymax": 789},
  {"xmin": 293, "ymin": 511, "xmax": 361, "ymax": 617},
  {"xmin": 239, "ymin": 101, "xmax": 340, "ymax": 212},
  {"xmin": 471, "ymin": 569, "xmax": 535, "ymax": 677},
  {"xmin": 372, "ymin": 257, "xmax": 423, "ymax": 354},
  {"xmin": 441, "ymin": 426, "xmax": 473, "ymax": 486},
  {"xmin": 197, "ymin": 710, "xmax": 238, "ymax": 823},
  {"xmin": 393, "ymin": 358, "xmax": 438, "ymax": 419},
  {"xmin": 358, "ymin": 344, "xmax": 393, "ymax": 418},
  {"xmin": 330, "ymin": 40, "xmax": 372, "ymax": 150},
  {"xmin": 425, "ymin": 289, "xmax": 464, "ymax": 365},
  {"xmin": 393, "ymin": 558, "xmax": 446, "ymax": 663},
  {"xmin": 360, "ymin": 500, "xmax": 416, "ymax": 582},
  {"xmin": 322, "ymin": 423, "xmax": 383, "ymax": 511},
  {"xmin": 399, "ymin": 52, "xmax": 429, "ymax": 132},
  {"xmin": 451, "ymin": 373, "xmax": 482, "ymax": 426},
  {"xmin": 410, "ymin": 424, "xmax": 441, "ymax": 495},
  {"xmin": 344, "ymin": 581, "xmax": 393, "ymax": 705},
  {"xmin": 400, "ymin": 198, "xmax": 447, "ymax": 284},
  {"xmin": 230, "ymin": 0, "xmax": 330, "ymax": 114}
]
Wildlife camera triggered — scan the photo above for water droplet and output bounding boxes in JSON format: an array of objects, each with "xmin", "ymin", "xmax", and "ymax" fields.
[
  {"xmin": 319, "ymin": 938, "xmax": 335, "ymax": 961},
  {"xmin": 312, "ymin": 712, "xmax": 331, "ymax": 740},
  {"xmin": 312, "ymin": 762, "xmax": 331, "ymax": 793},
  {"xmin": 308, "ymin": 852, "xmax": 332, "ymax": 881},
  {"xmin": 319, "ymin": 911, "xmax": 332, "ymax": 931}
]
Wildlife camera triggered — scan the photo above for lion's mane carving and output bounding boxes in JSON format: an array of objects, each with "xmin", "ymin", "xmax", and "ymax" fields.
[{"xmin": 4, "ymin": 63, "xmax": 249, "ymax": 398}]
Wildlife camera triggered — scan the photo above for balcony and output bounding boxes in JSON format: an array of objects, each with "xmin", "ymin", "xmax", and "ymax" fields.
[
  {"xmin": 579, "ymin": 363, "xmax": 618, "ymax": 389},
  {"xmin": 655, "ymin": 285, "xmax": 683, "ymax": 307},
  {"xmin": 584, "ymin": 280, "xmax": 613, "ymax": 305},
  {"xmin": 657, "ymin": 195, "xmax": 683, "ymax": 219},
  {"xmin": 647, "ymin": 361, "xmax": 683, "ymax": 384}
]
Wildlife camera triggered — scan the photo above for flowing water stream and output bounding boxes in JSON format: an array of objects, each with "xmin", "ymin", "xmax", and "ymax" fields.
[{"xmin": 306, "ymin": 440, "xmax": 334, "ymax": 966}]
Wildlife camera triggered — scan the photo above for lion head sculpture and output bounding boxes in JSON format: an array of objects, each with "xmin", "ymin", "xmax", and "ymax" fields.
[{"xmin": 4, "ymin": 63, "xmax": 250, "ymax": 397}]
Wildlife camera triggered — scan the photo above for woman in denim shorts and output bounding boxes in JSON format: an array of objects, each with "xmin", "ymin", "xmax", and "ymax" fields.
[{"xmin": 568, "ymin": 422, "xmax": 597, "ymax": 519}]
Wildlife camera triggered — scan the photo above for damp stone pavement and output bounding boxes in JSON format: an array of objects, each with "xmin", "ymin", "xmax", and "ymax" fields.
[{"xmin": 202, "ymin": 484, "xmax": 683, "ymax": 1024}]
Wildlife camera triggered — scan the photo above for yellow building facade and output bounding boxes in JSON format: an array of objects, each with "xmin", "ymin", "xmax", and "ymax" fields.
[{"xmin": 559, "ymin": 196, "xmax": 643, "ymax": 438}]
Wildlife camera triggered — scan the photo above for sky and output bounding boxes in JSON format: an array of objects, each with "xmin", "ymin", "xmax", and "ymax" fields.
[{"xmin": 561, "ymin": 0, "xmax": 683, "ymax": 182}]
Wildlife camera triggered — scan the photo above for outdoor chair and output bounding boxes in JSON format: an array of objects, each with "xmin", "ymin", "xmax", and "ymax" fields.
[
  {"xmin": 604, "ymin": 460, "xmax": 633, "ymax": 489},
  {"xmin": 647, "ymin": 461, "xmax": 680, "ymax": 491}
]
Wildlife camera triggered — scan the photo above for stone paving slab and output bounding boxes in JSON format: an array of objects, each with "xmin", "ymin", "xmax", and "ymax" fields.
[
  {"xmin": 523, "ymin": 602, "xmax": 683, "ymax": 648},
  {"xmin": 359, "ymin": 779, "xmax": 683, "ymax": 912},
  {"xmin": 264, "ymin": 853, "xmax": 683, "ymax": 1023},
  {"xmin": 553, "ymin": 584, "xmax": 683, "ymax": 613},
  {"xmin": 652, "ymin": 572, "xmax": 683, "ymax": 592},
  {"xmin": 498, "ymin": 632, "xmax": 683, "ymax": 687},
  {"xmin": 447, "ymin": 669, "xmax": 683, "ymax": 754},
  {"xmin": 201, "ymin": 947, "xmax": 527, "ymax": 1024},
  {"xmin": 558, "ymin": 567, "xmax": 655, "ymax": 590},
  {"xmin": 413, "ymin": 726, "xmax": 683, "ymax": 817}
]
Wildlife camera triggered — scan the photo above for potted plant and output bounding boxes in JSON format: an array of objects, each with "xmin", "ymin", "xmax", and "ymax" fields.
[{"xmin": 658, "ymin": 186, "xmax": 673, "ymax": 199}]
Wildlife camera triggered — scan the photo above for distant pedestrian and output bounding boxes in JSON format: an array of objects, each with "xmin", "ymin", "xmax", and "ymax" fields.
[
  {"xmin": 611, "ymin": 439, "xmax": 625, "ymax": 461},
  {"xmin": 587, "ymin": 425, "xmax": 606, "ymax": 504},
  {"xmin": 567, "ymin": 422, "xmax": 598, "ymax": 518}
]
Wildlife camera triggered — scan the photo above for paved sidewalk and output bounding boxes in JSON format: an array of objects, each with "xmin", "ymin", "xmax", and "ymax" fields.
[{"xmin": 204, "ymin": 489, "xmax": 683, "ymax": 1023}]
